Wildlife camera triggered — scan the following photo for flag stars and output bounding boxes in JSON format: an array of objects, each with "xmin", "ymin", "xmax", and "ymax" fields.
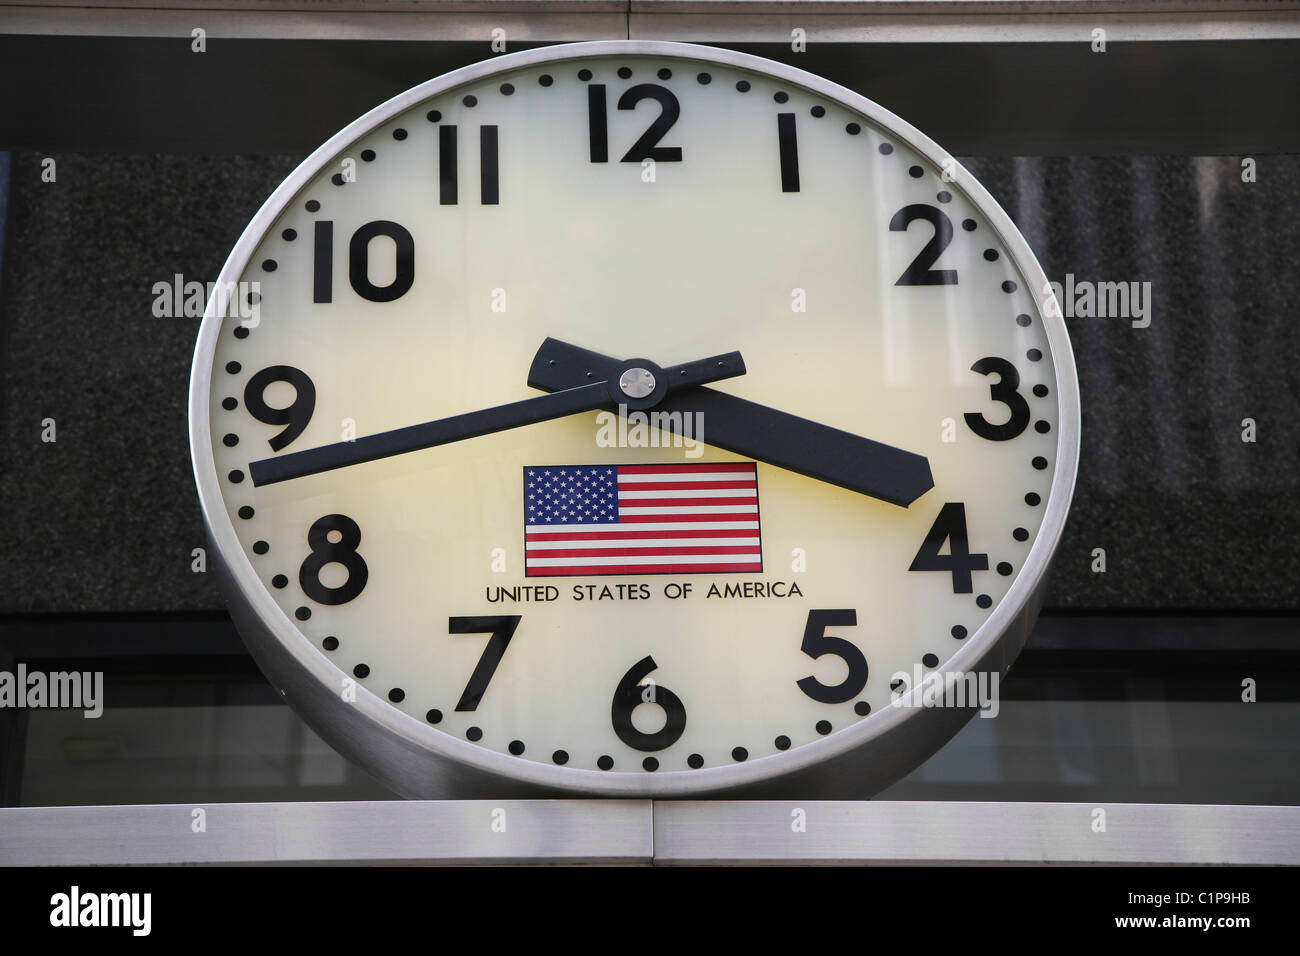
[{"xmin": 528, "ymin": 465, "xmax": 619, "ymax": 524}]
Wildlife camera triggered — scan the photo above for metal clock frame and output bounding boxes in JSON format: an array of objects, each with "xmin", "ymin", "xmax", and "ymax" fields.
[{"xmin": 190, "ymin": 40, "xmax": 1081, "ymax": 798}]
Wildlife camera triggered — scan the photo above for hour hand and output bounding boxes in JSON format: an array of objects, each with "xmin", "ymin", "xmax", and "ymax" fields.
[{"xmin": 529, "ymin": 339, "xmax": 934, "ymax": 508}]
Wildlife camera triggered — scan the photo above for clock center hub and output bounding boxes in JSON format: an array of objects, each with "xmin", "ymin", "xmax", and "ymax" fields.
[{"xmin": 618, "ymin": 367, "xmax": 657, "ymax": 400}]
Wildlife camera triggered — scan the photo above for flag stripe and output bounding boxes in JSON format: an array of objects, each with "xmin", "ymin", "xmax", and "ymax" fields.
[
  {"xmin": 616, "ymin": 502, "xmax": 759, "ymax": 509},
  {"xmin": 618, "ymin": 463, "xmax": 755, "ymax": 475},
  {"xmin": 620, "ymin": 504, "xmax": 757, "ymax": 516},
  {"xmin": 527, "ymin": 536, "xmax": 760, "ymax": 550},
  {"xmin": 618, "ymin": 512, "xmax": 755, "ymax": 523},
  {"xmin": 525, "ymin": 527, "xmax": 760, "ymax": 541},
  {"xmin": 617, "ymin": 480, "xmax": 757, "ymax": 491},
  {"xmin": 619, "ymin": 488, "xmax": 756, "ymax": 500},
  {"xmin": 527, "ymin": 521, "xmax": 759, "ymax": 533},
  {"xmin": 617, "ymin": 471, "xmax": 754, "ymax": 484}
]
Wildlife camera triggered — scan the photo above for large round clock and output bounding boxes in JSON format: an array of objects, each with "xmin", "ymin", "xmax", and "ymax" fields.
[{"xmin": 190, "ymin": 41, "xmax": 1079, "ymax": 798}]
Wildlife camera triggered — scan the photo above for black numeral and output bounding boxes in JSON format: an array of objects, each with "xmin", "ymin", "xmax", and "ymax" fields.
[
  {"xmin": 437, "ymin": 125, "xmax": 499, "ymax": 205},
  {"xmin": 313, "ymin": 221, "xmax": 332, "ymax": 303},
  {"xmin": 588, "ymin": 85, "xmax": 609, "ymax": 162},
  {"xmin": 909, "ymin": 502, "xmax": 988, "ymax": 594},
  {"xmin": 313, "ymin": 220, "xmax": 415, "ymax": 302},
  {"xmin": 964, "ymin": 357, "xmax": 1030, "ymax": 441},
  {"xmin": 439, "ymin": 125, "xmax": 458, "ymax": 204},
  {"xmin": 244, "ymin": 365, "xmax": 315, "ymax": 451},
  {"xmin": 611, "ymin": 656, "xmax": 687, "ymax": 752},
  {"xmin": 777, "ymin": 112, "xmax": 799, "ymax": 192},
  {"xmin": 299, "ymin": 514, "xmax": 368, "ymax": 605},
  {"xmin": 349, "ymin": 220, "xmax": 415, "ymax": 302},
  {"xmin": 588, "ymin": 84, "xmax": 683, "ymax": 163},
  {"xmin": 890, "ymin": 204, "xmax": 958, "ymax": 285},
  {"xmin": 619, "ymin": 85, "xmax": 682, "ymax": 162},
  {"xmin": 450, "ymin": 615, "xmax": 521, "ymax": 712},
  {"xmin": 479, "ymin": 125, "xmax": 499, "ymax": 205},
  {"xmin": 796, "ymin": 610, "xmax": 867, "ymax": 704}
]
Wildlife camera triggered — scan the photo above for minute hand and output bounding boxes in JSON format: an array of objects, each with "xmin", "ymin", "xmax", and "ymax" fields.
[
  {"xmin": 248, "ymin": 346, "xmax": 745, "ymax": 487},
  {"xmin": 529, "ymin": 342, "xmax": 933, "ymax": 508}
]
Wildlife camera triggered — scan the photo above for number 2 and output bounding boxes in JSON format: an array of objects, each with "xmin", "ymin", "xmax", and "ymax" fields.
[{"xmin": 890, "ymin": 204, "xmax": 958, "ymax": 286}]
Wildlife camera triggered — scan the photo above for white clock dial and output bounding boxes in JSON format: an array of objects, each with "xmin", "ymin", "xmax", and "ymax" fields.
[{"xmin": 191, "ymin": 42, "xmax": 1078, "ymax": 796}]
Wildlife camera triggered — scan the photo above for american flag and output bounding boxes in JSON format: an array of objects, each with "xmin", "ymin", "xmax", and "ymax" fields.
[{"xmin": 524, "ymin": 463, "xmax": 763, "ymax": 576}]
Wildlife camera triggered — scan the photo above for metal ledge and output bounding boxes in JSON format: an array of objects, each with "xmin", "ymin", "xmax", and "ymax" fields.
[
  {"xmin": 632, "ymin": 1, "xmax": 1300, "ymax": 43},
  {"xmin": 0, "ymin": 801, "xmax": 1295, "ymax": 865},
  {"xmin": 654, "ymin": 801, "xmax": 1300, "ymax": 865},
  {"xmin": 0, "ymin": 8, "xmax": 628, "ymax": 41},
  {"xmin": 1, "ymin": 0, "xmax": 1297, "ymax": 41},
  {"xmin": 0, "ymin": 800, "xmax": 654, "ymax": 865}
]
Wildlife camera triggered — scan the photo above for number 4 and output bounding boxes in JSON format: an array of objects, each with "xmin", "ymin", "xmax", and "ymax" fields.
[{"xmin": 908, "ymin": 502, "xmax": 988, "ymax": 593}]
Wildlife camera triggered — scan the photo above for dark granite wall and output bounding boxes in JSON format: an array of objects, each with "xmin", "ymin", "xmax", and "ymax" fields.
[{"xmin": 0, "ymin": 150, "xmax": 1296, "ymax": 612}]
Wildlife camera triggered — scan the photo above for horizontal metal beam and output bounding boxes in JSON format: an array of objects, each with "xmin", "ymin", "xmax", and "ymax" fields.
[
  {"xmin": 1, "ymin": 0, "xmax": 1297, "ymax": 42},
  {"xmin": 0, "ymin": 799, "xmax": 654, "ymax": 865},
  {"xmin": 0, "ymin": 6, "xmax": 628, "ymax": 42},
  {"xmin": 653, "ymin": 800, "xmax": 1300, "ymax": 865},
  {"xmin": 631, "ymin": 2, "xmax": 1300, "ymax": 44},
  {"xmin": 0, "ymin": 799, "xmax": 1293, "ymax": 864}
]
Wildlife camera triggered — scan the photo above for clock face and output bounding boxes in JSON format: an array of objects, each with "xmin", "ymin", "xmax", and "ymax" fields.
[{"xmin": 191, "ymin": 42, "xmax": 1078, "ymax": 796}]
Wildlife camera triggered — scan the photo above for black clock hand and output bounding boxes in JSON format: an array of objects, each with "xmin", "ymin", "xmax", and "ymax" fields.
[
  {"xmin": 528, "ymin": 339, "xmax": 933, "ymax": 508},
  {"xmin": 247, "ymin": 347, "xmax": 746, "ymax": 486}
]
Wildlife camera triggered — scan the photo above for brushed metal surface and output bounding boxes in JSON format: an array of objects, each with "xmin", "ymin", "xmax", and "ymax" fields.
[
  {"xmin": 653, "ymin": 800, "xmax": 1300, "ymax": 865},
  {"xmin": 1, "ymin": 800, "xmax": 1295, "ymax": 865},
  {"xmin": 0, "ymin": 800, "xmax": 653, "ymax": 865},
  {"xmin": 630, "ymin": 3, "xmax": 1300, "ymax": 44},
  {"xmin": 3, "ymin": 1, "xmax": 1296, "ymax": 42},
  {"xmin": 0, "ymin": 0, "xmax": 627, "ymax": 41}
]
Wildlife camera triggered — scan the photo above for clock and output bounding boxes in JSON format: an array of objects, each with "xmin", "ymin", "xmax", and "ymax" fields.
[{"xmin": 190, "ymin": 41, "xmax": 1079, "ymax": 798}]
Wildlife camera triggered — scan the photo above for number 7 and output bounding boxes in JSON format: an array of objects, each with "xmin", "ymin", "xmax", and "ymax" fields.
[{"xmin": 449, "ymin": 615, "xmax": 521, "ymax": 711}]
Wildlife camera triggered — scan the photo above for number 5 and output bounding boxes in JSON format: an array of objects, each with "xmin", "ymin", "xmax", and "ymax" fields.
[{"xmin": 796, "ymin": 609, "xmax": 868, "ymax": 704}]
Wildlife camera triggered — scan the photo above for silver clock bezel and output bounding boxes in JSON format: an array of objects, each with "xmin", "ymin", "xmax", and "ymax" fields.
[{"xmin": 190, "ymin": 40, "xmax": 1081, "ymax": 798}]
